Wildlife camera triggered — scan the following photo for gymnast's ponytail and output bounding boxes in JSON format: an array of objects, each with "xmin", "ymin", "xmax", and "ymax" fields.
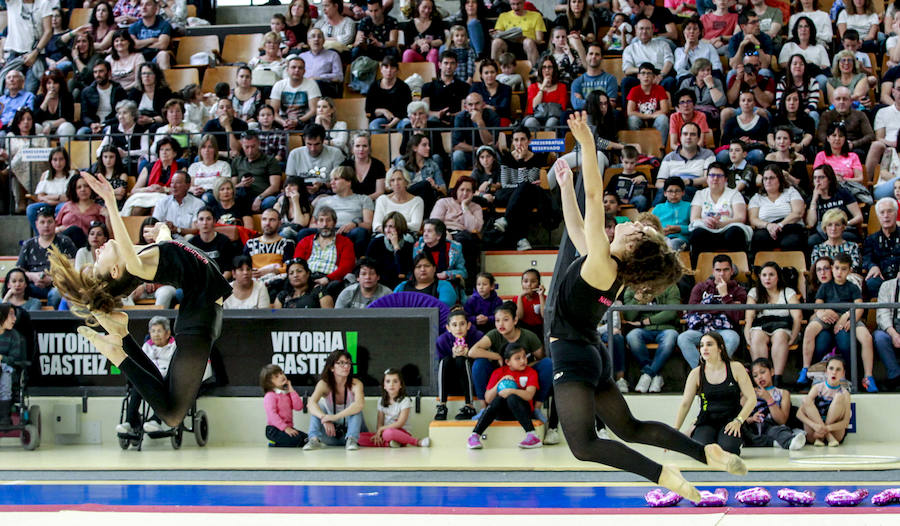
[
  {"xmin": 617, "ymin": 228, "xmax": 689, "ymax": 296},
  {"xmin": 47, "ymin": 245, "xmax": 141, "ymax": 324}
]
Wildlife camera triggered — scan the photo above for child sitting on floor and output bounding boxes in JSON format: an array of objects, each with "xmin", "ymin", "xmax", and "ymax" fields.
[
  {"xmin": 466, "ymin": 343, "xmax": 541, "ymax": 450},
  {"xmin": 797, "ymin": 357, "xmax": 852, "ymax": 447},
  {"xmin": 260, "ymin": 363, "xmax": 307, "ymax": 447},
  {"xmin": 743, "ymin": 358, "xmax": 806, "ymax": 450},
  {"xmin": 360, "ymin": 369, "xmax": 431, "ymax": 447}
]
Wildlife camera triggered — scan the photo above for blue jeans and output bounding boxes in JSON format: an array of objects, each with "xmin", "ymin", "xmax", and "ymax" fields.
[
  {"xmin": 873, "ymin": 330, "xmax": 900, "ymax": 380},
  {"xmin": 467, "ymin": 20, "xmax": 486, "ymax": 56},
  {"xmin": 27, "ymin": 283, "xmax": 62, "ymax": 309},
  {"xmin": 451, "ymin": 150, "xmax": 472, "ymax": 171},
  {"xmin": 307, "ymin": 411, "xmax": 365, "ymax": 445},
  {"xmin": 629, "ymin": 194, "xmax": 648, "ymax": 212},
  {"xmin": 867, "ymin": 277, "xmax": 886, "ymax": 298},
  {"xmin": 369, "ymin": 117, "xmax": 409, "ymax": 132},
  {"xmin": 601, "ymin": 331, "xmax": 626, "ymax": 374},
  {"xmin": 677, "ymin": 329, "xmax": 741, "ymax": 368},
  {"xmin": 874, "ymin": 178, "xmax": 898, "ymax": 200},
  {"xmin": 627, "ymin": 114, "xmax": 669, "ymax": 148},
  {"xmin": 626, "ymin": 328, "xmax": 678, "ymax": 376}
]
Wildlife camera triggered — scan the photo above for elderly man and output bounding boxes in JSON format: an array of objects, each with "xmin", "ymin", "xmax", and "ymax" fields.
[
  {"xmin": 863, "ymin": 198, "xmax": 900, "ymax": 297},
  {"xmin": 489, "ymin": 0, "xmax": 546, "ymax": 66},
  {"xmin": 451, "ymin": 93, "xmax": 500, "ymax": 171},
  {"xmin": 269, "ymin": 56, "xmax": 321, "ymax": 130},
  {"xmin": 152, "ymin": 171, "xmax": 205, "ymax": 239},
  {"xmin": 128, "ymin": 0, "xmax": 173, "ymax": 69},
  {"xmin": 621, "ymin": 19, "xmax": 675, "ymax": 106},
  {"xmin": 817, "ymin": 86, "xmax": 875, "ymax": 160},
  {"xmin": 299, "ymin": 28, "xmax": 344, "ymax": 99},
  {"xmin": 0, "ymin": 71, "xmax": 35, "ymax": 132},
  {"xmin": 231, "ymin": 130, "xmax": 282, "ymax": 210},
  {"xmin": 868, "ymin": 77, "xmax": 900, "ymax": 196}
]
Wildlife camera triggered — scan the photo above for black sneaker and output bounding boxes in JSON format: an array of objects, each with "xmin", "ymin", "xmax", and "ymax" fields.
[
  {"xmin": 455, "ymin": 405, "xmax": 477, "ymax": 420},
  {"xmin": 434, "ymin": 404, "xmax": 448, "ymax": 421}
]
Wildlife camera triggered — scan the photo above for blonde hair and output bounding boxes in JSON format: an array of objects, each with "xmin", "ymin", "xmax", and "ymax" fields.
[
  {"xmin": 449, "ymin": 25, "xmax": 469, "ymax": 47},
  {"xmin": 831, "ymin": 50, "xmax": 860, "ymax": 77},
  {"xmin": 821, "ymin": 208, "xmax": 848, "ymax": 227},
  {"xmin": 262, "ymin": 31, "xmax": 283, "ymax": 47},
  {"xmin": 47, "ymin": 245, "xmax": 141, "ymax": 323}
]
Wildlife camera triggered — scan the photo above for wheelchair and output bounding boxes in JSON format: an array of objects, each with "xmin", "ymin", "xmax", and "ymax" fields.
[
  {"xmin": 115, "ymin": 382, "xmax": 210, "ymax": 451},
  {"xmin": 0, "ymin": 357, "xmax": 42, "ymax": 450}
]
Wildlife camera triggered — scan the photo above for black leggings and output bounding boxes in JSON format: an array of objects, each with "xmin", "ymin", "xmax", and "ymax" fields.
[
  {"xmin": 117, "ymin": 309, "xmax": 221, "ymax": 427},
  {"xmin": 554, "ymin": 379, "xmax": 708, "ymax": 483},
  {"xmin": 438, "ymin": 355, "xmax": 473, "ymax": 404},
  {"xmin": 692, "ymin": 422, "xmax": 743, "ymax": 454},
  {"xmin": 473, "ymin": 393, "xmax": 534, "ymax": 434}
]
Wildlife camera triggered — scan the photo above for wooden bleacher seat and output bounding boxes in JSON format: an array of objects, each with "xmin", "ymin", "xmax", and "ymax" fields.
[
  {"xmin": 0, "ymin": 10, "xmax": 7, "ymax": 32},
  {"xmin": 187, "ymin": 4, "xmax": 197, "ymax": 17},
  {"xmin": 221, "ymin": 34, "xmax": 264, "ymax": 64},
  {"xmin": 618, "ymin": 129, "xmax": 664, "ymax": 158},
  {"xmin": 68, "ymin": 140, "xmax": 94, "ymax": 170},
  {"xmin": 333, "ymin": 98, "xmax": 368, "ymax": 131},
  {"xmin": 695, "ymin": 251, "xmax": 751, "ymax": 282},
  {"xmin": 68, "ymin": 8, "xmax": 91, "ymax": 30},
  {"xmin": 175, "ymin": 35, "xmax": 219, "ymax": 67},
  {"xmin": 398, "ymin": 61, "xmax": 436, "ymax": 83},
  {"xmin": 371, "ymin": 132, "xmax": 402, "ymax": 166},
  {"xmin": 163, "ymin": 68, "xmax": 200, "ymax": 91},
  {"xmin": 868, "ymin": 210, "xmax": 882, "ymax": 235},
  {"xmin": 753, "ymin": 251, "xmax": 808, "ymax": 299},
  {"xmin": 201, "ymin": 66, "xmax": 238, "ymax": 94},
  {"xmin": 73, "ymin": 103, "xmax": 81, "ymax": 124},
  {"xmin": 514, "ymin": 60, "xmax": 532, "ymax": 87},
  {"xmin": 601, "ymin": 57, "xmax": 624, "ymax": 82},
  {"xmin": 448, "ymin": 170, "xmax": 470, "ymax": 189},
  {"xmin": 288, "ymin": 132, "xmax": 304, "ymax": 152}
]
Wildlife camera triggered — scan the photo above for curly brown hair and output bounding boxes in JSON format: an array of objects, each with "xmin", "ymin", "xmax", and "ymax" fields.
[
  {"xmin": 47, "ymin": 245, "xmax": 141, "ymax": 324},
  {"xmin": 616, "ymin": 228, "xmax": 688, "ymax": 295}
]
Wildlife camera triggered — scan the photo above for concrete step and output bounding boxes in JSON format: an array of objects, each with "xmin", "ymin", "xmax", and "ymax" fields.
[
  {"xmin": 482, "ymin": 250, "xmax": 558, "ymax": 275},
  {"xmin": 429, "ymin": 419, "xmax": 547, "ymax": 449},
  {"xmin": 492, "ymin": 272, "xmax": 554, "ymax": 298},
  {"xmin": 0, "ymin": 216, "xmax": 30, "ymax": 256}
]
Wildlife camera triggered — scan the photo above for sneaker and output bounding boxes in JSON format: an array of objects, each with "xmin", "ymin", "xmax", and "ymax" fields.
[
  {"xmin": 493, "ymin": 217, "xmax": 508, "ymax": 232},
  {"xmin": 635, "ymin": 373, "xmax": 652, "ymax": 393},
  {"xmin": 864, "ymin": 375, "xmax": 879, "ymax": 393},
  {"xmin": 649, "ymin": 375, "xmax": 664, "ymax": 393},
  {"xmin": 533, "ymin": 408, "xmax": 548, "ymax": 426},
  {"xmin": 790, "ymin": 431, "xmax": 807, "ymax": 451},
  {"xmin": 143, "ymin": 420, "xmax": 170, "ymax": 433},
  {"xmin": 596, "ymin": 428, "xmax": 611, "ymax": 440},
  {"xmin": 455, "ymin": 405, "xmax": 477, "ymax": 420},
  {"xmin": 434, "ymin": 404, "xmax": 448, "ymax": 421},
  {"xmin": 303, "ymin": 437, "xmax": 325, "ymax": 450},
  {"xmin": 813, "ymin": 438, "xmax": 825, "ymax": 447},
  {"xmin": 345, "ymin": 437, "xmax": 359, "ymax": 450},
  {"xmin": 467, "ymin": 433, "xmax": 483, "ymax": 449},
  {"xmin": 615, "ymin": 377, "xmax": 629, "ymax": 393},
  {"xmin": 389, "ymin": 440, "xmax": 402, "ymax": 448},
  {"xmin": 796, "ymin": 367, "xmax": 809, "ymax": 386},
  {"xmin": 115, "ymin": 423, "xmax": 133, "ymax": 434},
  {"xmin": 516, "ymin": 238, "xmax": 532, "ymax": 251},
  {"xmin": 519, "ymin": 432, "xmax": 543, "ymax": 449},
  {"xmin": 543, "ymin": 428, "xmax": 560, "ymax": 445},
  {"xmin": 418, "ymin": 437, "xmax": 431, "ymax": 447},
  {"xmin": 827, "ymin": 435, "xmax": 840, "ymax": 447},
  {"xmin": 470, "ymin": 408, "xmax": 485, "ymax": 421},
  {"xmin": 773, "ymin": 441, "xmax": 785, "ymax": 449}
]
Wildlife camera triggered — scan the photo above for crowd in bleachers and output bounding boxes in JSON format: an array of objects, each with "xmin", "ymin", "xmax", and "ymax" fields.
[{"xmin": 3, "ymin": 0, "xmax": 900, "ymax": 418}]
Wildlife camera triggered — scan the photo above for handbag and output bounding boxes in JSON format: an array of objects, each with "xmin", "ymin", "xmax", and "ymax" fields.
[
  {"xmin": 752, "ymin": 315, "xmax": 792, "ymax": 333},
  {"xmin": 533, "ymin": 102, "xmax": 563, "ymax": 121}
]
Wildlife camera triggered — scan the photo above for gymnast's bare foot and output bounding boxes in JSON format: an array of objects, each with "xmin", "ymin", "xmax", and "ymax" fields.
[
  {"xmin": 658, "ymin": 464, "xmax": 701, "ymax": 503},
  {"xmin": 78, "ymin": 326, "xmax": 128, "ymax": 366},
  {"xmin": 704, "ymin": 443, "xmax": 748, "ymax": 476},
  {"xmin": 92, "ymin": 310, "xmax": 129, "ymax": 338}
]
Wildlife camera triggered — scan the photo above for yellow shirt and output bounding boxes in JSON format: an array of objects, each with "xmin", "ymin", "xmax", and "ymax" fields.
[{"xmin": 494, "ymin": 10, "xmax": 546, "ymax": 41}]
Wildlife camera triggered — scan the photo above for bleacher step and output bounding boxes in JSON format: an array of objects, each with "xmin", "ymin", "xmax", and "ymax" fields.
[
  {"xmin": 492, "ymin": 272, "xmax": 554, "ymax": 297},
  {"xmin": 429, "ymin": 419, "xmax": 548, "ymax": 447},
  {"xmin": 483, "ymin": 250, "xmax": 558, "ymax": 274}
]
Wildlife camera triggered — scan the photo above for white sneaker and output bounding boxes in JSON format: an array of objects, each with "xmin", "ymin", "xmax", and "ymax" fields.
[
  {"xmin": 649, "ymin": 375, "xmax": 664, "ymax": 393},
  {"xmin": 635, "ymin": 373, "xmax": 652, "ymax": 393},
  {"xmin": 303, "ymin": 437, "xmax": 325, "ymax": 450},
  {"xmin": 389, "ymin": 440, "xmax": 402, "ymax": 448},
  {"xmin": 790, "ymin": 431, "xmax": 807, "ymax": 451},
  {"xmin": 494, "ymin": 217, "xmax": 508, "ymax": 232},
  {"xmin": 615, "ymin": 377, "xmax": 629, "ymax": 393},
  {"xmin": 115, "ymin": 423, "xmax": 133, "ymax": 434},
  {"xmin": 543, "ymin": 428, "xmax": 561, "ymax": 445},
  {"xmin": 516, "ymin": 238, "xmax": 532, "ymax": 251},
  {"xmin": 418, "ymin": 437, "xmax": 431, "ymax": 447},
  {"xmin": 143, "ymin": 420, "xmax": 170, "ymax": 433},
  {"xmin": 596, "ymin": 428, "xmax": 611, "ymax": 440},
  {"xmin": 345, "ymin": 436, "xmax": 359, "ymax": 450}
]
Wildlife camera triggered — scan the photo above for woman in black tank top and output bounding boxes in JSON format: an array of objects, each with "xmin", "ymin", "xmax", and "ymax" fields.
[
  {"xmin": 674, "ymin": 332, "xmax": 757, "ymax": 455},
  {"xmin": 49, "ymin": 173, "xmax": 230, "ymax": 428},
  {"xmin": 546, "ymin": 113, "xmax": 748, "ymax": 503}
]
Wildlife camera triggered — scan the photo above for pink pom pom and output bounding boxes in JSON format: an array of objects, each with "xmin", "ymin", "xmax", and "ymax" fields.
[
  {"xmin": 455, "ymin": 337, "xmax": 466, "ymax": 347},
  {"xmin": 645, "ymin": 489, "xmax": 683, "ymax": 507},
  {"xmin": 735, "ymin": 487, "xmax": 771, "ymax": 506},
  {"xmin": 694, "ymin": 488, "xmax": 728, "ymax": 507},
  {"xmin": 826, "ymin": 489, "xmax": 868, "ymax": 507},
  {"xmin": 777, "ymin": 488, "xmax": 816, "ymax": 506},
  {"xmin": 872, "ymin": 488, "xmax": 900, "ymax": 506}
]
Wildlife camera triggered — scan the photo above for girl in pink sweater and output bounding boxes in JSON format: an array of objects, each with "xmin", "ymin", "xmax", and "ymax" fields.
[{"xmin": 261, "ymin": 364, "xmax": 307, "ymax": 447}]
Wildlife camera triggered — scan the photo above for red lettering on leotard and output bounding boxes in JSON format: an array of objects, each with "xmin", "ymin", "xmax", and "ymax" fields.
[
  {"xmin": 172, "ymin": 241, "xmax": 209, "ymax": 265},
  {"xmin": 598, "ymin": 296, "xmax": 612, "ymax": 306}
]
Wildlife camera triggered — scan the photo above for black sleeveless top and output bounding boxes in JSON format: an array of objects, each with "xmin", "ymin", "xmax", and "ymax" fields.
[
  {"xmin": 549, "ymin": 255, "xmax": 623, "ymax": 345},
  {"xmin": 696, "ymin": 362, "xmax": 742, "ymax": 426},
  {"xmin": 141, "ymin": 241, "xmax": 232, "ymax": 305}
]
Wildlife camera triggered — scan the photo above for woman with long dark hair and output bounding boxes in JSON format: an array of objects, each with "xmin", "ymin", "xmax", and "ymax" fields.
[
  {"xmin": 274, "ymin": 258, "xmax": 335, "ymax": 309},
  {"xmin": 304, "ymin": 350, "xmax": 366, "ymax": 450},
  {"xmin": 128, "ymin": 62, "xmax": 174, "ymax": 130},
  {"xmin": 745, "ymin": 263, "xmax": 803, "ymax": 386},
  {"xmin": 89, "ymin": 1, "xmax": 117, "ymax": 52},
  {"xmin": 106, "ymin": 29, "xmax": 145, "ymax": 90},
  {"xmin": 775, "ymin": 53, "xmax": 822, "ymax": 127},
  {"xmin": 394, "ymin": 252, "xmax": 458, "ymax": 308},
  {"xmin": 549, "ymin": 112, "xmax": 747, "ymax": 502},
  {"xmin": 805, "ymin": 164, "xmax": 864, "ymax": 246},
  {"xmin": 48, "ymin": 172, "xmax": 231, "ymax": 429},
  {"xmin": 55, "ymin": 173, "xmax": 107, "ymax": 248},
  {"xmin": 397, "ymin": 133, "xmax": 446, "ymax": 213}
]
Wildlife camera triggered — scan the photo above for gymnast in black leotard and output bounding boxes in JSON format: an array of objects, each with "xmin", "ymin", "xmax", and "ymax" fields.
[
  {"xmin": 48, "ymin": 172, "xmax": 231, "ymax": 427},
  {"xmin": 549, "ymin": 112, "xmax": 748, "ymax": 501}
]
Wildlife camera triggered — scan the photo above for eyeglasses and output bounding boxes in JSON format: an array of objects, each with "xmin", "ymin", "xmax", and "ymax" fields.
[
  {"xmin": 707, "ymin": 173, "xmax": 725, "ymax": 179},
  {"xmin": 335, "ymin": 360, "xmax": 353, "ymax": 366},
  {"xmin": 839, "ymin": 58, "xmax": 854, "ymax": 63},
  {"xmin": 89, "ymin": 220, "xmax": 105, "ymax": 228},
  {"xmin": 678, "ymin": 100, "xmax": 693, "ymax": 105}
]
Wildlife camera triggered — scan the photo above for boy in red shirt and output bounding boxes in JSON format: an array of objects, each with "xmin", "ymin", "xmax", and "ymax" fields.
[
  {"xmin": 700, "ymin": 0, "xmax": 738, "ymax": 54},
  {"xmin": 467, "ymin": 343, "xmax": 541, "ymax": 449},
  {"xmin": 626, "ymin": 62, "xmax": 672, "ymax": 148}
]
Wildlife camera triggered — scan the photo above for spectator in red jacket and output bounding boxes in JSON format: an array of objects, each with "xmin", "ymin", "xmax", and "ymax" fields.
[{"xmin": 294, "ymin": 206, "xmax": 356, "ymax": 299}]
